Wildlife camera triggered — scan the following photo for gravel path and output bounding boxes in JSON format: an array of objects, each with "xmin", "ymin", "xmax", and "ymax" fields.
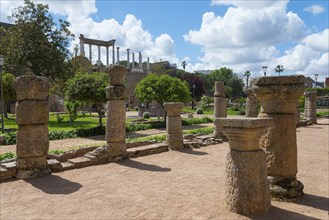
[{"xmin": 0, "ymin": 118, "xmax": 328, "ymax": 219}]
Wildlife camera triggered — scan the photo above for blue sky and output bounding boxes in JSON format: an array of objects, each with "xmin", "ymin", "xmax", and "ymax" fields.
[{"xmin": 1, "ymin": 0, "xmax": 328, "ymax": 81}]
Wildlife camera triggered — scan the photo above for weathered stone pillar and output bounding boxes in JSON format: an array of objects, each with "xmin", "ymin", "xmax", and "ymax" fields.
[
  {"xmin": 244, "ymin": 88, "xmax": 258, "ymax": 117},
  {"xmin": 220, "ymin": 118, "xmax": 272, "ymax": 215},
  {"xmin": 14, "ymin": 75, "xmax": 50, "ymax": 179},
  {"xmin": 132, "ymin": 53, "xmax": 135, "ymax": 69},
  {"xmin": 106, "ymin": 46, "xmax": 109, "ymax": 66},
  {"xmin": 251, "ymin": 75, "xmax": 305, "ymax": 200},
  {"xmin": 79, "ymin": 34, "xmax": 85, "ymax": 56},
  {"xmin": 112, "ymin": 45, "xmax": 115, "ymax": 65},
  {"xmin": 213, "ymin": 81, "xmax": 227, "ymax": 140},
  {"xmin": 98, "ymin": 45, "xmax": 101, "ymax": 64},
  {"xmin": 296, "ymin": 102, "xmax": 300, "ymax": 123},
  {"xmin": 89, "ymin": 44, "xmax": 92, "ymax": 63},
  {"xmin": 304, "ymin": 91, "xmax": 317, "ymax": 124},
  {"xmin": 116, "ymin": 47, "xmax": 120, "ymax": 65},
  {"xmin": 126, "ymin": 48, "xmax": 130, "ymax": 69},
  {"xmin": 106, "ymin": 65, "xmax": 127, "ymax": 157},
  {"xmin": 164, "ymin": 102, "xmax": 184, "ymax": 151},
  {"xmin": 139, "ymin": 52, "xmax": 142, "ymax": 68}
]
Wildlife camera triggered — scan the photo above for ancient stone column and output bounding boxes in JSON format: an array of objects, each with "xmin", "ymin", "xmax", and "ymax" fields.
[
  {"xmin": 14, "ymin": 75, "xmax": 50, "ymax": 179},
  {"xmin": 89, "ymin": 44, "xmax": 92, "ymax": 63},
  {"xmin": 116, "ymin": 47, "xmax": 120, "ymax": 65},
  {"xmin": 304, "ymin": 91, "xmax": 317, "ymax": 124},
  {"xmin": 250, "ymin": 75, "xmax": 305, "ymax": 200},
  {"xmin": 164, "ymin": 102, "xmax": 184, "ymax": 151},
  {"xmin": 244, "ymin": 88, "xmax": 258, "ymax": 117},
  {"xmin": 106, "ymin": 65, "xmax": 127, "ymax": 157},
  {"xmin": 295, "ymin": 102, "xmax": 301, "ymax": 123},
  {"xmin": 112, "ymin": 45, "xmax": 115, "ymax": 65},
  {"xmin": 139, "ymin": 52, "xmax": 142, "ymax": 68},
  {"xmin": 220, "ymin": 118, "xmax": 272, "ymax": 215},
  {"xmin": 213, "ymin": 81, "xmax": 227, "ymax": 140},
  {"xmin": 79, "ymin": 34, "xmax": 85, "ymax": 56},
  {"xmin": 126, "ymin": 48, "xmax": 130, "ymax": 69},
  {"xmin": 132, "ymin": 53, "xmax": 135, "ymax": 69},
  {"xmin": 106, "ymin": 46, "xmax": 109, "ymax": 66}
]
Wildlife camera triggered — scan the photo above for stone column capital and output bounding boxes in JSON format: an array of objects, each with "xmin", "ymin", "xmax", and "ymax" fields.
[
  {"xmin": 304, "ymin": 91, "xmax": 317, "ymax": 99},
  {"xmin": 14, "ymin": 75, "xmax": 49, "ymax": 101},
  {"xmin": 214, "ymin": 81, "xmax": 225, "ymax": 97},
  {"xmin": 107, "ymin": 65, "xmax": 127, "ymax": 85},
  {"xmin": 219, "ymin": 118, "xmax": 272, "ymax": 151},
  {"xmin": 164, "ymin": 102, "xmax": 184, "ymax": 116},
  {"xmin": 250, "ymin": 75, "xmax": 305, "ymax": 114}
]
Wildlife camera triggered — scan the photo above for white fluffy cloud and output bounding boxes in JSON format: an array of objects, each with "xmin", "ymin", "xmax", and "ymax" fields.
[
  {"xmin": 0, "ymin": 0, "xmax": 178, "ymax": 65},
  {"xmin": 184, "ymin": 0, "xmax": 325, "ymax": 81},
  {"xmin": 277, "ymin": 29, "xmax": 329, "ymax": 79},
  {"xmin": 304, "ymin": 5, "xmax": 326, "ymax": 15}
]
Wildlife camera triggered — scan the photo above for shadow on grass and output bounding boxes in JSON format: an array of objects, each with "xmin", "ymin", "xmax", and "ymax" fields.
[
  {"xmin": 25, "ymin": 174, "xmax": 82, "ymax": 195},
  {"xmin": 118, "ymin": 159, "xmax": 171, "ymax": 172}
]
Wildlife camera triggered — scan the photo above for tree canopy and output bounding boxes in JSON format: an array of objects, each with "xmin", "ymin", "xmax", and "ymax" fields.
[
  {"xmin": 65, "ymin": 72, "xmax": 108, "ymax": 126},
  {"xmin": 209, "ymin": 67, "xmax": 244, "ymax": 99},
  {"xmin": 2, "ymin": 72, "xmax": 16, "ymax": 101},
  {"xmin": 135, "ymin": 74, "xmax": 191, "ymax": 110},
  {"xmin": 0, "ymin": 0, "xmax": 74, "ymax": 81}
]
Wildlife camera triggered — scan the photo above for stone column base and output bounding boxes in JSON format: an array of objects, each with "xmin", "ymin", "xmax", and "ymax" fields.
[
  {"xmin": 16, "ymin": 169, "xmax": 51, "ymax": 179},
  {"xmin": 214, "ymin": 119, "xmax": 227, "ymax": 141},
  {"xmin": 268, "ymin": 176, "xmax": 304, "ymax": 201},
  {"xmin": 226, "ymin": 150, "xmax": 271, "ymax": 215}
]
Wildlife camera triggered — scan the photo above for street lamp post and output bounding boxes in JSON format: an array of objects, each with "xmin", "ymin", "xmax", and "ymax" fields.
[
  {"xmin": 314, "ymin": 74, "xmax": 319, "ymax": 88},
  {"xmin": 192, "ymin": 84, "xmax": 196, "ymax": 110},
  {"xmin": 262, "ymin": 66, "xmax": 268, "ymax": 76},
  {"xmin": 244, "ymin": 71, "xmax": 251, "ymax": 89},
  {"xmin": 0, "ymin": 55, "xmax": 5, "ymax": 133}
]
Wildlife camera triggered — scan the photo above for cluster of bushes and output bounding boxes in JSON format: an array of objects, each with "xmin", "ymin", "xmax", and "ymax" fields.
[{"xmin": 1, "ymin": 117, "xmax": 214, "ymax": 145}]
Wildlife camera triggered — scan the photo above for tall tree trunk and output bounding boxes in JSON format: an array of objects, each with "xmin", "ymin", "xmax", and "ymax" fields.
[{"xmin": 95, "ymin": 104, "xmax": 103, "ymax": 127}]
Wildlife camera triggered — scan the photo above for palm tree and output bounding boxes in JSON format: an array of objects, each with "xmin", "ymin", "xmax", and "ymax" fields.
[
  {"xmin": 275, "ymin": 65, "xmax": 284, "ymax": 76},
  {"xmin": 181, "ymin": 61, "xmax": 186, "ymax": 71},
  {"xmin": 244, "ymin": 71, "xmax": 251, "ymax": 88}
]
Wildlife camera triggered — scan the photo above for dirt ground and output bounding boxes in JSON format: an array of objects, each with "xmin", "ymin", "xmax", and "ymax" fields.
[{"xmin": 0, "ymin": 118, "xmax": 328, "ymax": 220}]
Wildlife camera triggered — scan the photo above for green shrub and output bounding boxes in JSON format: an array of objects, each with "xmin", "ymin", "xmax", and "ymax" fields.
[
  {"xmin": 239, "ymin": 109, "xmax": 246, "ymax": 115},
  {"xmin": 196, "ymin": 108, "xmax": 204, "ymax": 114},
  {"xmin": 182, "ymin": 116, "xmax": 213, "ymax": 126},
  {"xmin": 3, "ymin": 132, "xmax": 17, "ymax": 145},
  {"xmin": 231, "ymin": 105, "xmax": 240, "ymax": 111},
  {"xmin": 0, "ymin": 152, "xmax": 16, "ymax": 161},
  {"xmin": 49, "ymin": 149, "xmax": 65, "ymax": 155},
  {"xmin": 142, "ymin": 111, "xmax": 150, "ymax": 119},
  {"xmin": 183, "ymin": 127, "xmax": 214, "ymax": 135},
  {"xmin": 126, "ymin": 123, "xmax": 152, "ymax": 132},
  {"xmin": 56, "ymin": 114, "xmax": 64, "ymax": 123},
  {"xmin": 134, "ymin": 106, "xmax": 138, "ymax": 111}
]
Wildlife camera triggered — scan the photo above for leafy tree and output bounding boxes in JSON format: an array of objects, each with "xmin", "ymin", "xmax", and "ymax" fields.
[
  {"xmin": 179, "ymin": 74, "xmax": 205, "ymax": 101},
  {"xmin": 70, "ymin": 56, "xmax": 93, "ymax": 74},
  {"xmin": 2, "ymin": 73, "xmax": 16, "ymax": 101},
  {"xmin": 209, "ymin": 67, "xmax": 244, "ymax": 99},
  {"xmin": 2, "ymin": 72, "xmax": 16, "ymax": 118},
  {"xmin": 0, "ymin": 0, "xmax": 74, "ymax": 81},
  {"xmin": 135, "ymin": 74, "xmax": 191, "ymax": 117},
  {"xmin": 65, "ymin": 73, "xmax": 108, "ymax": 126}
]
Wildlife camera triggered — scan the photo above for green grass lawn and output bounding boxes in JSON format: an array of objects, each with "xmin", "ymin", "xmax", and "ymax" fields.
[{"xmin": 1, "ymin": 112, "xmax": 157, "ymax": 134}]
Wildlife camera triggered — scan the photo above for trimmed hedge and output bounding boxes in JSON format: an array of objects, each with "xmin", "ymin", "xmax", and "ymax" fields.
[{"xmin": 2, "ymin": 117, "xmax": 214, "ymax": 145}]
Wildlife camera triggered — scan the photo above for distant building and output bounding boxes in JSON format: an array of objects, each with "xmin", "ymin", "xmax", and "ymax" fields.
[{"xmin": 194, "ymin": 70, "xmax": 213, "ymax": 74}]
